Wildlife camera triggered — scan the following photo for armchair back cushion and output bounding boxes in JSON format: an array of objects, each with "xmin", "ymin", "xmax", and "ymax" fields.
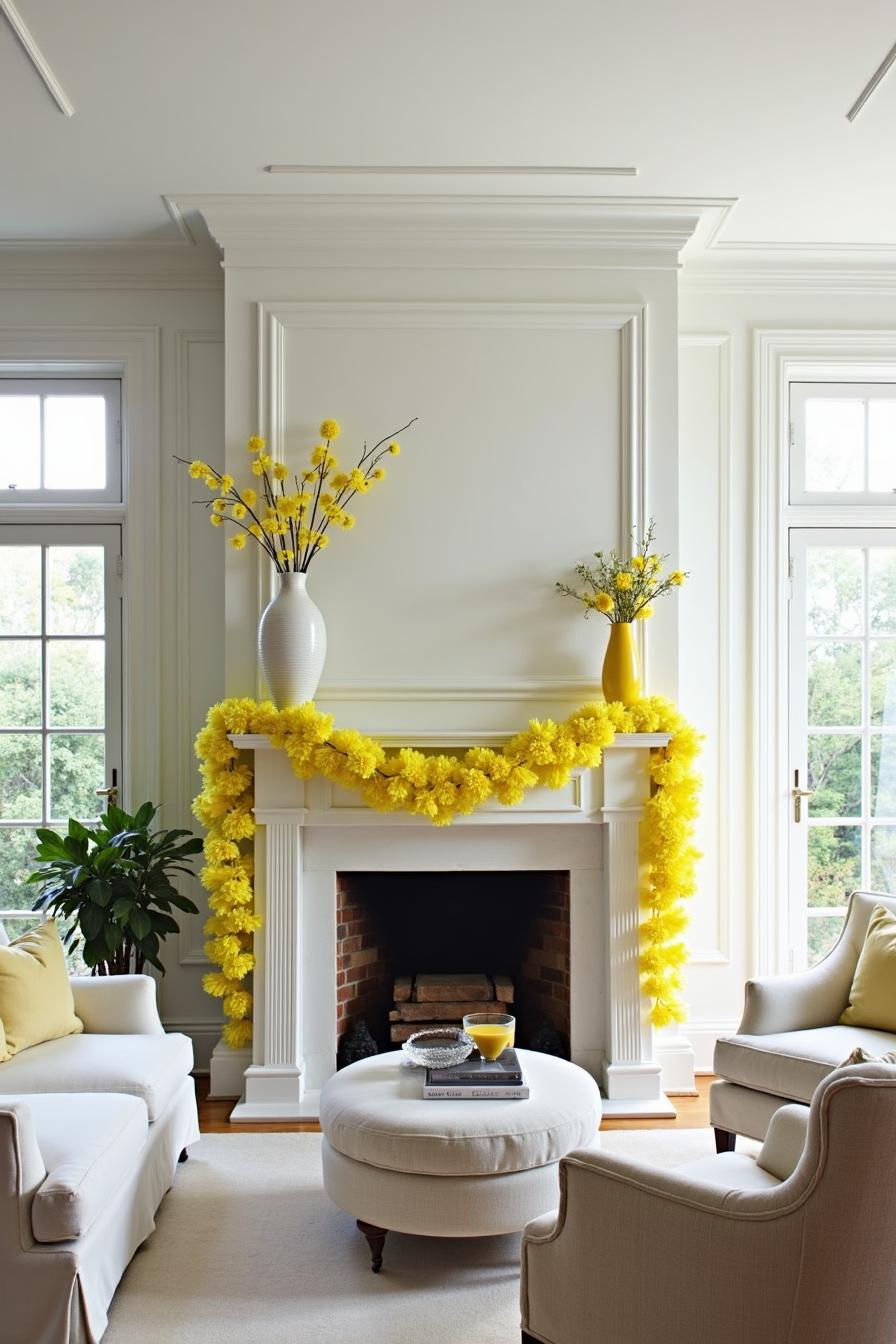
[
  {"xmin": 0, "ymin": 920, "xmax": 82, "ymax": 1061},
  {"xmin": 840, "ymin": 903, "xmax": 896, "ymax": 1030}
]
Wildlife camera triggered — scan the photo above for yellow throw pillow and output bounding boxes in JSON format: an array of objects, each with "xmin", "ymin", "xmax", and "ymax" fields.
[
  {"xmin": 840, "ymin": 904, "xmax": 896, "ymax": 1032},
  {"xmin": 0, "ymin": 919, "xmax": 83, "ymax": 1061}
]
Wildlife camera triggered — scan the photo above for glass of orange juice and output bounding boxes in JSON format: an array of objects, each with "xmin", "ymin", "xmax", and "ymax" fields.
[{"xmin": 462, "ymin": 1013, "xmax": 515, "ymax": 1061}]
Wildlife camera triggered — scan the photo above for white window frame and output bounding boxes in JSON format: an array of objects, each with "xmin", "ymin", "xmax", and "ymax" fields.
[
  {"xmin": 790, "ymin": 380, "xmax": 896, "ymax": 506},
  {"xmin": 755, "ymin": 332, "xmax": 896, "ymax": 977},
  {"xmin": 0, "ymin": 377, "xmax": 122, "ymax": 503}
]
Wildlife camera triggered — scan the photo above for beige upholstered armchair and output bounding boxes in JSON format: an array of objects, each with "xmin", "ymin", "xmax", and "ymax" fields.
[
  {"xmin": 521, "ymin": 1063, "xmax": 896, "ymax": 1344},
  {"xmin": 711, "ymin": 890, "xmax": 896, "ymax": 1148}
]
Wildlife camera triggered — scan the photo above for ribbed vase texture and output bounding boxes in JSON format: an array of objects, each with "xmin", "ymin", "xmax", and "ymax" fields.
[
  {"xmin": 601, "ymin": 622, "xmax": 641, "ymax": 705},
  {"xmin": 258, "ymin": 571, "xmax": 327, "ymax": 708}
]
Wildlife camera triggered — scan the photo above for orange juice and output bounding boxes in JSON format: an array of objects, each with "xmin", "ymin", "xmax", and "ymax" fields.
[{"xmin": 466, "ymin": 1021, "xmax": 515, "ymax": 1061}]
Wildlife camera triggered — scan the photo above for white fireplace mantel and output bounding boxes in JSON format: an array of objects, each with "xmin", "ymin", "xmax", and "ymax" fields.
[{"xmin": 209, "ymin": 732, "xmax": 694, "ymax": 1121}]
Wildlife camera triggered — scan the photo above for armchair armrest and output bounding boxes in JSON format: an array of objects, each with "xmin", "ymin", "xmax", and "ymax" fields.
[
  {"xmin": 69, "ymin": 975, "xmax": 164, "ymax": 1035},
  {"xmin": 521, "ymin": 1146, "xmax": 817, "ymax": 1344},
  {"xmin": 0, "ymin": 1103, "xmax": 45, "ymax": 1250}
]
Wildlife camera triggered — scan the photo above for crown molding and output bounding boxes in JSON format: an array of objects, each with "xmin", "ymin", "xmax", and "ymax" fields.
[
  {"xmin": 0, "ymin": 244, "xmax": 222, "ymax": 290},
  {"xmin": 265, "ymin": 163, "xmax": 639, "ymax": 177},
  {"xmin": 680, "ymin": 260, "xmax": 896, "ymax": 294},
  {"xmin": 172, "ymin": 192, "xmax": 713, "ymax": 265}
]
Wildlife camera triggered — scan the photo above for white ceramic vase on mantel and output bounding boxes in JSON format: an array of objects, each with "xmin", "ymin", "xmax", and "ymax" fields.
[{"xmin": 258, "ymin": 571, "xmax": 327, "ymax": 708}]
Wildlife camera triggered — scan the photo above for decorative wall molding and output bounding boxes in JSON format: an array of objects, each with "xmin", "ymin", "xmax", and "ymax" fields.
[
  {"xmin": 0, "ymin": 0, "xmax": 74, "ymax": 115},
  {"xmin": 265, "ymin": 164, "xmax": 640, "ymax": 177},
  {"xmin": 681, "ymin": 262, "xmax": 896, "ymax": 294},
  {"xmin": 316, "ymin": 679, "xmax": 603, "ymax": 703},
  {"xmin": 175, "ymin": 332, "xmax": 225, "ymax": 967},
  {"xmin": 256, "ymin": 299, "xmax": 646, "ymax": 681},
  {"xmin": 679, "ymin": 334, "xmax": 733, "ymax": 966}
]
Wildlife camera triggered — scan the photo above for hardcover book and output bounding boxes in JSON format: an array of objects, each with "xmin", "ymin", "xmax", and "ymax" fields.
[
  {"xmin": 423, "ymin": 1083, "xmax": 530, "ymax": 1100},
  {"xmin": 427, "ymin": 1048, "xmax": 523, "ymax": 1086}
]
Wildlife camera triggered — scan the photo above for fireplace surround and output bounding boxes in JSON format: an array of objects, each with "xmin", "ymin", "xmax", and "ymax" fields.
[{"xmin": 211, "ymin": 731, "xmax": 691, "ymax": 1120}]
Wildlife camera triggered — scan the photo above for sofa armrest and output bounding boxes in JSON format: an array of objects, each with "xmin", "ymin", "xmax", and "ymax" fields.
[
  {"xmin": 0, "ymin": 1103, "xmax": 46, "ymax": 1250},
  {"xmin": 70, "ymin": 975, "xmax": 164, "ymax": 1035},
  {"xmin": 738, "ymin": 962, "xmax": 851, "ymax": 1035}
]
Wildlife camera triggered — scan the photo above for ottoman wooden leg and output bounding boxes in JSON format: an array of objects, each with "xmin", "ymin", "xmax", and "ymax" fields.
[{"xmin": 357, "ymin": 1220, "xmax": 388, "ymax": 1273}]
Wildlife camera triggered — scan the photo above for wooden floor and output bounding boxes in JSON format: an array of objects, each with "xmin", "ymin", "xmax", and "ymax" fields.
[{"xmin": 196, "ymin": 1075, "xmax": 713, "ymax": 1134}]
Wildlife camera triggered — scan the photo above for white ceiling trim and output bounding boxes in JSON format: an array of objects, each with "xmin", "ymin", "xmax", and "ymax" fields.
[
  {"xmin": 265, "ymin": 163, "xmax": 639, "ymax": 177},
  {"xmin": 0, "ymin": 0, "xmax": 73, "ymax": 116}
]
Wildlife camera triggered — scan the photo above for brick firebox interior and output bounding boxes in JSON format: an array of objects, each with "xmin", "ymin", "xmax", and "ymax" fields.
[{"xmin": 335, "ymin": 871, "xmax": 571, "ymax": 1056}]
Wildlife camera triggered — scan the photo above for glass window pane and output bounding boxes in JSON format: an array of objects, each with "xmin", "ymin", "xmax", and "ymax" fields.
[
  {"xmin": 871, "ymin": 736, "xmax": 896, "ymax": 817},
  {"xmin": 49, "ymin": 733, "xmax": 104, "ymax": 821},
  {"xmin": 808, "ymin": 735, "xmax": 861, "ymax": 817},
  {"xmin": 0, "ymin": 396, "xmax": 40, "ymax": 491},
  {"xmin": 868, "ymin": 401, "xmax": 896, "ymax": 492},
  {"xmin": 0, "ymin": 734, "xmax": 42, "ymax": 819},
  {"xmin": 869, "ymin": 550, "xmax": 896, "ymax": 634},
  {"xmin": 807, "ymin": 549, "xmax": 863, "ymax": 636},
  {"xmin": 871, "ymin": 643, "xmax": 896, "ymax": 726},
  {"xmin": 0, "ymin": 548, "xmax": 41, "ymax": 635},
  {"xmin": 807, "ymin": 642, "xmax": 861, "ymax": 726},
  {"xmin": 808, "ymin": 914, "xmax": 845, "ymax": 967},
  {"xmin": 48, "ymin": 640, "xmax": 103, "ymax": 728},
  {"xmin": 872, "ymin": 825, "xmax": 896, "ymax": 892},
  {"xmin": 804, "ymin": 399, "xmax": 864, "ymax": 492},
  {"xmin": 808, "ymin": 825, "xmax": 860, "ymax": 907},
  {"xmin": 0, "ymin": 827, "xmax": 38, "ymax": 907},
  {"xmin": 47, "ymin": 547, "xmax": 104, "ymax": 634},
  {"xmin": 0, "ymin": 642, "xmax": 41, "ymax": 727},
  {"xmin": 44, "ymin": 397, "xmax": 106, "ymax": 489}
]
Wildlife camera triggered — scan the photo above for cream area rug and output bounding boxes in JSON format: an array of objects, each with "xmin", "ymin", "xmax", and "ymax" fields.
[{"xmin": 104, "ymin": 1129, "xmax": 759, "ymax": 1344}]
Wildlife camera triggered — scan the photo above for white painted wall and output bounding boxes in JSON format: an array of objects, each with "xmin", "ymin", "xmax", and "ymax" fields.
[
  {"xmin": 0, "ymin": 283, "xmax": 225, "ymax": 1069},
  {"xmin": 678, "ymin": 281, "xmax": 896, "ymax": 1068}
]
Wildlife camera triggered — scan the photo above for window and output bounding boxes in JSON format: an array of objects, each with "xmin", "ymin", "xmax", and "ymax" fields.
[
  {"xmin": 0, "ymin": 378, "xmax": 121, "ymax": 502},
  {"xmin": 790, "ymin": 382, "xmax": 896, "ymax": 504}
]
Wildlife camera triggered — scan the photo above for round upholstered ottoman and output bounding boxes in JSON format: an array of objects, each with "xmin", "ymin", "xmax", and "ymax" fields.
[{"xmin": 319, "ymin": 1048, "xmax": 601, "ymax": 1270}]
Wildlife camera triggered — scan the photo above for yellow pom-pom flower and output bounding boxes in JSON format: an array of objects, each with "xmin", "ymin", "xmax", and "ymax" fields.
[
  {"xmin": 388, "ymin": 442, "xmax": 400, "ymax": 455},
  {"xmin": 247, "ymin": 436, "xmax": 265, "ymax": 453},
  {"xmin": 320, "ymin": 418, "xmax": 341, "ymax": 441},
  {"xmin": 211, "ymin": 498, "xmax": 227, "ymax": 514},
  {"xmin": 219, "ymin": 474, "xmax": 234, "ymax": 494},
  {"xmin": 231, "ymin": 503, "xmax": 246, "ymax": 520},
  {"xmin": 595, "ymin": 592, "xmax": 614, "ymax": 614},
  {"xmin": 272, "ymin": 462, "xmax": 288, "ymax": 481},
  {"xmin": 242, "ymin": 487, "xmax": 257, "ymax": 507},
  {"xmin": 670, "ymin": 571, "xmax": 685, "ymax": 586},
  {"xmin": 615, "ymin": 572, "xmax": 633, "ymax": 590},
  {"xmin": 229, "ymin": 534, "xmax": 247, "ymax": 550},
  {"xmin": 188, "ymin": 460, "xmax": 207, "ymax": 479},
  {"xmin": 635, "ymin": 604, "xmax": 653, "ymax": 620},
  {"xmin": 210, "ymin": 514, "xmax": 223, "ymax": 527},
  {"xmin": 372, "ymin": 466, "xmax": 386, "ymax": 481},
  {"xmin": 250, "ymin": 459, "xmax": 265, "ymax": 476},
  {"xmin": 631, "ymin": 555, "xmax": 646, "ymax": 572}
]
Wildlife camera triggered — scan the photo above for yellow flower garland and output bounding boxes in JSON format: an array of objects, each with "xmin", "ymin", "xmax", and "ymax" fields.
[{"xmin": 193, "ymin": 696, "xmax": 701, "ymax": 1047}]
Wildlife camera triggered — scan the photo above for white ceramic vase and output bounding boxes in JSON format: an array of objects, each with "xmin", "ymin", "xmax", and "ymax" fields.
[{"xmin": 258, "ymin": 571, "xmax": 327, "ymax": 708}]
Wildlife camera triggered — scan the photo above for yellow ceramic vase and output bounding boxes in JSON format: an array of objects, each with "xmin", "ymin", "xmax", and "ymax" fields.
[{"xmin": 602, "ymin": 622, "xmax": 641, "ymax": 704}]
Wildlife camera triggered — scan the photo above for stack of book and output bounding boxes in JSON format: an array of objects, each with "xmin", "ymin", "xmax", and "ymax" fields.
[{"xmin": 423, "ymin": 1048, "xmax": 529, "ymax": 1100}]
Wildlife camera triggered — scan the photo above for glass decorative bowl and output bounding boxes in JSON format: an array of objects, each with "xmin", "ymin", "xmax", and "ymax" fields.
[{"xmin": 401, "ymin": 1027, "xmax": 475, "ymax": 1069}]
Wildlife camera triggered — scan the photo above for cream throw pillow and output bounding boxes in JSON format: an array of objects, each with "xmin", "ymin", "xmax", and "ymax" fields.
[
  {"xmin": 0, "ymin": 919, "xmax": 83, "ymax": 1061},
  {"xmin": 840, "ymin": 904, "xmax": 896, "ymax": 1032}
]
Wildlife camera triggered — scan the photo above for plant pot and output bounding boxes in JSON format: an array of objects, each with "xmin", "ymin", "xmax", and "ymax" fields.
[
  {"xmin": 258, "ymin": 571, "xmax": 327, "ymax": 708},
  {"xmin": 602, "ymin": 622, "xmax": 641, "ymax": 705}
]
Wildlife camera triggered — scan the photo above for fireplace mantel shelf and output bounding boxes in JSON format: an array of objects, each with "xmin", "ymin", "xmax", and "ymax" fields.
[{"xmin": 213, "ymin": 731, "xmax": 686, "ymax": 1123}]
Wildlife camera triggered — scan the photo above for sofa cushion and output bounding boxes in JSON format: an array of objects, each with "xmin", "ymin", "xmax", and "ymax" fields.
[
  {"xmin": 320, "ymin": 1049, "xmax": 601, "ymax": 1177},
  {"xmin": 6, "ymin": 1091, "xmax": 149, "ymax": 1242},
  {"xmin": 0, "ymin": 1031, "xmax": 193, "ymax": 1121},
  {"xmin": 0, "ymin": 920, "xmax": 82, "ymax": 1060},
  {"xmin": 715, "ymin": 1025, "xmax": 896, "ymax": 1103}
]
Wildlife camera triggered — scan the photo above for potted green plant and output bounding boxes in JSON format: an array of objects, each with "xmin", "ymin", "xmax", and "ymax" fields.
[{"xmin": 28, "ymin": 802, "xmax": 201, "ymax": 974}]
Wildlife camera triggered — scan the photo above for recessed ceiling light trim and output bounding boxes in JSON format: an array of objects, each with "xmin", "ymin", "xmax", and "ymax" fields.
[
  {"xmin": 0, "ymin": 0, "xmax": 73, "ymax": 116},
  {"xmin": 846, "ymin": 38, "xmax": 896, "ymax": 121},
  {"xmin": 265, "ymin": 164, "xmax": 638, "ymax": 177}
]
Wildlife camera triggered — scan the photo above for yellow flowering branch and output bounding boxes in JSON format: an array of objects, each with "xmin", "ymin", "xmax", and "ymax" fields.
[{"xmin": 194, "ymin": 696, "xmax": 701, "ymax": 1047}]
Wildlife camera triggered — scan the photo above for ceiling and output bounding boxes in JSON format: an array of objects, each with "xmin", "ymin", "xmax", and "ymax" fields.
[{"xmin": 1, "ymin": 0, "xmax": 894, "ymax": 268}]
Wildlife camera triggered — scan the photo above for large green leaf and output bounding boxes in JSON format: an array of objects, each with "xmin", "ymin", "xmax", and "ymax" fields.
[{"xmin": 128, "ymin": 907, "xmax": 152, "ymax": 939}]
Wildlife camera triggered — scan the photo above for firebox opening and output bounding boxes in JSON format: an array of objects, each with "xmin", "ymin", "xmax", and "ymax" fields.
[{"xmin": 336, "ymin": 870, "xmax": 570, "ymax": 1060}]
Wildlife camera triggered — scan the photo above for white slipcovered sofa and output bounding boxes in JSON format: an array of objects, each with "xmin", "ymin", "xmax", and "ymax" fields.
[
  {"xmin": 711, "ymin": 890, "xmax": 896, "ymax": 1147},
  {"xmin": 0, "ymin": 972, "xmax": 199, "ymax": 1344},
  {"xmin": 521, "ymin": 1063, "xmax": 896, "ymax": 1344}
]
